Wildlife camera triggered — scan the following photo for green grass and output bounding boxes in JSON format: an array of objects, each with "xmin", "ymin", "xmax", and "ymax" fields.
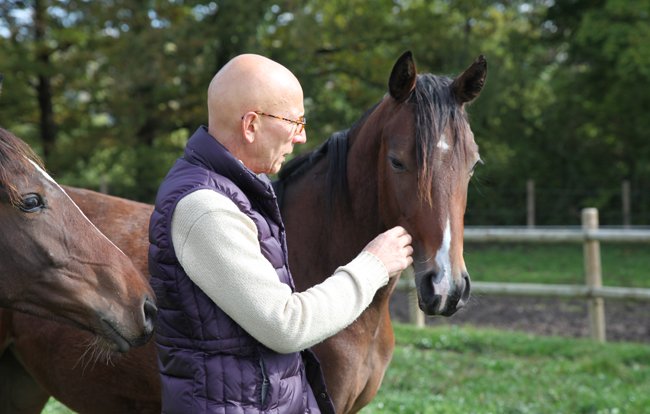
[
  {"xmin": 44, "ymin": 324, "xmax": 650, "ymax": 414},
  {"xmin": 464, "ymin": 242, "xmax": 650, "ymax": 287},
  {"xmin": 361, "ymin": 324, "xmax": 650, "ymax": 414}
]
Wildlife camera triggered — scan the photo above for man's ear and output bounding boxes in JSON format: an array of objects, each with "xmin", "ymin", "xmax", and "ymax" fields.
[{"xmin": 240, "ymin": 112, "xmax": 258, "ymax": 144}]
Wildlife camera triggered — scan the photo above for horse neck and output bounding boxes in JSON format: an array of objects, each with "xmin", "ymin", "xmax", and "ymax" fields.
[
  {"xmin": 344, "ymin": 100, "xmax": 391, "ymax": 236},
  {"xmin": 282, "ymin": 102, "xmax": 391, "ymax": 295},
  {"xmin": 345, "ymin": 110, "xmax": 400, "ymax": 308}
]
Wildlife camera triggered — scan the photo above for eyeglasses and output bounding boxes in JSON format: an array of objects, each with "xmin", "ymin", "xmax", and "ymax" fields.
[{"xmin": 253, "ymin": 111, "xmax": 307, "ymax": 134}]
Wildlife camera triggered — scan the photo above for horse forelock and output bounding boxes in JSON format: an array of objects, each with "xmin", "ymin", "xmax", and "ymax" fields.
[
  {"xmin": 0, "ymin": 127, "xmax": 45, "ymax": 206},
  {"xmin": 410, "ymin": 74, "xmax": 472, "ymax": 205}
]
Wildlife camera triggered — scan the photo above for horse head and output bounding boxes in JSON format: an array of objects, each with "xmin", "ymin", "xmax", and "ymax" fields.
[
  {"xmin": 375, "ymin": 51, "xmax": 486, "ymax": 316},
  {"xmin": 0, "ymin": 128, "xmax": 157, "ymax": 352}
]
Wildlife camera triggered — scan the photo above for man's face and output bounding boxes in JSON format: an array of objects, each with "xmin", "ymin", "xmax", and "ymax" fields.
[{"xmin": 252, "ymin": 107, "xmax": 306, "ymax": 175}]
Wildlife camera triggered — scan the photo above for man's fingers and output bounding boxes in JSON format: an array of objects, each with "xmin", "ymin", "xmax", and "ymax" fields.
[
  {"xmin": 397, "ymin": 232, "xmax": 412, "ymax": 251},
  {"xmin": 390, "ymin": 225, "xmax": 407, "ymax": 236},
  {"xmin": 367, "ymin": 227, "xmax": 414, "ymax": 277},
  {"xmin": 388, "ymin": 226, "xmax": 411, "ymax": 242}
]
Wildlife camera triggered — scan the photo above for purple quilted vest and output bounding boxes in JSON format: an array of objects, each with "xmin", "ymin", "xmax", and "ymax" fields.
[{"xmin": 148, "ymin": 126, "xmax": 334, "ymax": 414}]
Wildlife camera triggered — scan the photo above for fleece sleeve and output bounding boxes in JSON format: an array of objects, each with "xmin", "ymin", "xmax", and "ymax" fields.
[{"xmin": 171, "ymin": 189, "xmax": 389, "ymax": 353}]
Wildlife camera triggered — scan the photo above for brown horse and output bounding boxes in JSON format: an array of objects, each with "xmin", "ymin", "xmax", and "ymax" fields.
[
  {"xmin": 0, "ymin": 51, "xmax": 486, "ymax": 413},
  {"xmin": 0, "ymin": 127, "xmax": 156, "ymax": 351},
  {"xmin": 276, "ymin": 51, "xmax": 485, "ymax": 411}
]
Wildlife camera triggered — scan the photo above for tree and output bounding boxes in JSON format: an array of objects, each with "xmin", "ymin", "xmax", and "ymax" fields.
[
  {"xmin": 1, "ymin": 0, "xmax": 278, "ymax": 201},
  {"xmin": 2, "ymin": 1, "xmax": 648, "ymax": 223}
]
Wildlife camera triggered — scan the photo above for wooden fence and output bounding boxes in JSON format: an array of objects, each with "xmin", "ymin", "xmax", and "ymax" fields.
[
  {"xmin": 524, "ymin": 179, "xmax": 637, "ymax": 227},
  {"xmin": 400, "ymin": 208, "xmax": 650, "ymax": 342}
]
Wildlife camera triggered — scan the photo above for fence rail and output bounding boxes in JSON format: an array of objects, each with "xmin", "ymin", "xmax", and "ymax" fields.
[
  {"xmin": 401, "ymin": 208, "xmax": 650, "ymax": 342},
  {"xmin": 400, "ymin": 280, "xmax": 650, "ymax": 301},
  {"xmin": 463, "ymin": 227, "xmax": 650, "ymax": 243},
  {"xmin": 472, "ymin": 282, "xmax": 650, "ymax": 301}
]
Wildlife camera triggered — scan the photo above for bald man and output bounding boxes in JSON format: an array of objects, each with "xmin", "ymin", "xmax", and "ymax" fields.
[{"xmin": 148, "ymin": 54, "xmax": 412, "ymax": 414}]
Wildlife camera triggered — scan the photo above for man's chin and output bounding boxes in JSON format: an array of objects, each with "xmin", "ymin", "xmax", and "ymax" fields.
[{"xmin": 272, "ymin": 159, "xmax": 286, "ymax": 174}]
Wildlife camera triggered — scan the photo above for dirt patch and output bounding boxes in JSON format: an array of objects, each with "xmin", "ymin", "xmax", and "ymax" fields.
[{"xmin": 390, "ymin": 291, "xmax": 650, "ymax": 344}]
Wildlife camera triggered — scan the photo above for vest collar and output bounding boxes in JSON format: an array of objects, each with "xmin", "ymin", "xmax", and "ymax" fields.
[{"xmin": 184, "ymin": 126, "xmax": 276, "ymax": 200}]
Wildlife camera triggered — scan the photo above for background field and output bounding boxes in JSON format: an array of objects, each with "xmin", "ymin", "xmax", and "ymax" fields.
[
  {"xmin": 464, "ymin": 242, "xmax": 650, "ymax": 288},
  {"xmin": 393, "ymin": 242, "xmax": 650, "ymax": 343},
  {"xmin": 43, "ymin": 323, "xmax": 650, "ymax": 414},
  {"xmin": 365, "ymin": 324, "xmax": 650, "ymax": 414}
]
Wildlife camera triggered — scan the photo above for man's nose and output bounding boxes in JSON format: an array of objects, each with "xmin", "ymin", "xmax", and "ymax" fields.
[{"xmin": 293, "ymin": 130, "xmax": 307, "ymax": 144}]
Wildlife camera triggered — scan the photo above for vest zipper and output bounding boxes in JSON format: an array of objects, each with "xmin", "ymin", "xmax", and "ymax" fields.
[{"xmin": 259, "ymin": 356, "xmax": 270, "ymax": 407}]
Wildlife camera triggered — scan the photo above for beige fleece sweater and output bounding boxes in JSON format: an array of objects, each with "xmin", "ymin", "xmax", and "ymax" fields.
[{"xmin": 170, "ymin": 189, "xmax": 389, "ymax": 354}]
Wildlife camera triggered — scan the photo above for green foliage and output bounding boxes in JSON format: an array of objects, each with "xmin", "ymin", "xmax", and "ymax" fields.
[
  {"xmin": 0, "ymin": 0, "xmax": 276, "ymax": 201},
  {"xmin": 1, "ymin": 1, "xmax": 649, "ymax": 218},
  {"xmin": 42, "ymin": 399, "xmax": 73, "ymax": 414}
]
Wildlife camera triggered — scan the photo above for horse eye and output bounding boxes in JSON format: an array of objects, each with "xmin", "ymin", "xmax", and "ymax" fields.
[
  {"xmin": 19, "ymin": 193, "xmax": 45, "ymax": 213},
  {"xmin": 389, "ymin": 156, "xmax": 406, "ymax": 172}
]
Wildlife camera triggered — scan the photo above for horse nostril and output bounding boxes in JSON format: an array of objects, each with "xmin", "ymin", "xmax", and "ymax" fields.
[
  {"xmin": 143, "ymin": 297, "xmax": 158, "ymax": 334},
  {"xmin": 422, "ymin": 270, "xmax": 449, "ymax": 314},
  {"xmin": 457, "ymin": 273, "xmax": 471, "ymax": 308}
]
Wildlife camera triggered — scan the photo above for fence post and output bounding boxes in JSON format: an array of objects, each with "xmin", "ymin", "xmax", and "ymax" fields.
[
  {"xmin": 526, "ymin": 179, "xmax": 535, "ymax": 228},
  {"xmin": 581, "ymin": 208, "xmax": 606, "ymax": 342},
  {"xmin": 622, "ymin": 180, "xmax": 631, "ymax": 228},
  {"xmin": 99, "ymin": 173, "xmax": 108, "ymax": 194},
  {"xmin": 405, "ymin": 267, "xmax": 425, "ymax": 328}
]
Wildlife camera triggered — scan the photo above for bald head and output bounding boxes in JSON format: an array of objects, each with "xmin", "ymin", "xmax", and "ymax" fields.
[{"xmin": 207, "ymin": 54, "xmax": 303, "ymax": 142}]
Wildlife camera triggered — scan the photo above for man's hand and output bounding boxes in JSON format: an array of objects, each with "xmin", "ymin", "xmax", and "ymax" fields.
[{"xmin": 363, "ymin": 226, "xmax": 413, "ymax": 277}]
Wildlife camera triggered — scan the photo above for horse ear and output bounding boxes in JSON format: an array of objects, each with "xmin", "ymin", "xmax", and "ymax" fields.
[
  {"xmin": 389, "ymin": 51, "xmax": 417, "ymax": 103},
  {"xmin": 452, "ymin": 55, "xmax": 487, "ymax": 105}
]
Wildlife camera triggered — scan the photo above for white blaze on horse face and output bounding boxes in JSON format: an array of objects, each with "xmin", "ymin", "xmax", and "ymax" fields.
[
  {"xmin": 436, "ymin": 133, "xmax": 450, "ymax": 152},
  {"xmin": 28, "ymin": 159, "xmax": 57, "ymax": 185},
  {"xmin": 433, "ymin": 217, "xmax": 452, "ymax": 309},
  {"xmin": 27, "ymin": 158, "xmax": 128, "ymax": 257}
]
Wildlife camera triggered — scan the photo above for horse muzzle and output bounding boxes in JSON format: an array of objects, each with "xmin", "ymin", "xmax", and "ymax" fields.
[
  {"xmin": 99, "ymin": 295, "xmax": 157, "ymax": 352},
  {"xmin": 417, "ymin": 270, "xmax": 471, "ymax": 316}
]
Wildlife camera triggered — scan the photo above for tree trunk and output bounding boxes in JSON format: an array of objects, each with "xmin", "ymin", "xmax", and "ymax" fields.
[{"xmin": 34, "ymin": 0, "xmax": 57, "ymax": 161}]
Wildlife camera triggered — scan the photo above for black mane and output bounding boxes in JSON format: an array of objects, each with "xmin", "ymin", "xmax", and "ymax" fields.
[{"xmin": 274, "ymin": 105, "xmax": 376, "ymax": 211}]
